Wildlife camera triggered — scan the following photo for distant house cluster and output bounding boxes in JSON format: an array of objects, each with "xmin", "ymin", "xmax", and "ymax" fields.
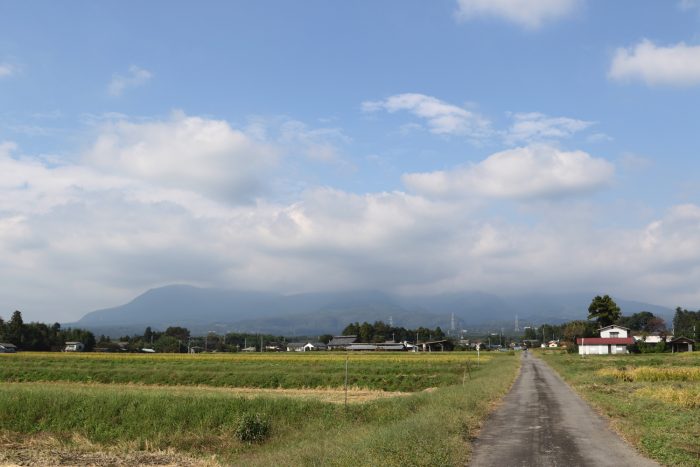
[
  {"xmin": 576, "ymin": 325, "xmax": 696, "ymax": 355},
  {"xmin": 283, "ymin": 335, "xmax": 449, "ymax": 352}
]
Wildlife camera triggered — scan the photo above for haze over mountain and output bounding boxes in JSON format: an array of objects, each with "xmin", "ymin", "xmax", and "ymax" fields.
[{"xmin": 69, "ymin": 285, "xmax": 674, "ymax": 337}]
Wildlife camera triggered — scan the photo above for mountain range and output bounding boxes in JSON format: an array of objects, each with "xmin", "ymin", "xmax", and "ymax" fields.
[{"xmin": 66, "ymin": 285, "xmax": 675, "ymax": 337}]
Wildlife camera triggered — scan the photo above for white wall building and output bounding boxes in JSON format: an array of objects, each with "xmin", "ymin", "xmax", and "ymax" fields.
[{"xmin": 577, "ymin": 325, "xmax": 634, "ymax": 355}]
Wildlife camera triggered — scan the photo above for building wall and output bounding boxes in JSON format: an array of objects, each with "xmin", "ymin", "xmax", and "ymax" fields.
[
  {"xmin": 600, "ymin": 326, "xmax": 629, "ymax": 338},
  {"xmin": 578, "ymin": 344, "xmax": 629, "ymax": 355}
]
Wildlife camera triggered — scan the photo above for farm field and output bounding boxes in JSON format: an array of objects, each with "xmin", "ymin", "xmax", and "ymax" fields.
[
  {"xmin": 540, "ymin": 351, "xmax": 700, "ymax": 467},
  {"xmin": 0, "ymin": 352, "xmax": 520, "ymax": 466}
]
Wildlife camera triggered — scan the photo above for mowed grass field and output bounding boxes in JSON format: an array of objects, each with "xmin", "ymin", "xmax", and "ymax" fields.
[
  {"xmin": 0, "ymin": 352, "xmax": 520, "ymax": 466},
  {"xmin": 540, "ymin": 351, "xmax": 700, "ymax": 467}
]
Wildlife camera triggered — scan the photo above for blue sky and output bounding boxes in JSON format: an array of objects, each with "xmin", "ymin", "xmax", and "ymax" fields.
[{"xmin": 1, "ymin": 0, "xmax": 700, "ymax": 322}]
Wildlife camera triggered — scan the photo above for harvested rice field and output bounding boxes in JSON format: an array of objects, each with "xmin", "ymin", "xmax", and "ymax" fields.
[{"xmin": 0, "ymin": 351, "xmax": 520, "ymax": 466}]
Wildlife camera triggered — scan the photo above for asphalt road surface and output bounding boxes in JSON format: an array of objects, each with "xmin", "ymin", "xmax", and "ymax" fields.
[{"xmin": 469, "ymin": 352, "xmax": 659, "ymax": 467}]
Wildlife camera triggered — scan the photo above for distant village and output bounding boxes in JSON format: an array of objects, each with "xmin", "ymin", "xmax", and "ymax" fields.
[{"xmin": 1, "ymin": 297, "xmax": 698, "ymax": 355}]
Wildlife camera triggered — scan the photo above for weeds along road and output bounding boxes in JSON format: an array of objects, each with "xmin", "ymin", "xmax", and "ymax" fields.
[{"xmin": 469, "ymin": 352, "xmax": 659, "ymax": 467}]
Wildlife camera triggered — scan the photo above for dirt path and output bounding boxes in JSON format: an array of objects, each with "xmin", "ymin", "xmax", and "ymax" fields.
[{"xmin": 469, "ymin": 352, "xmax": 659, "ymax": 467}]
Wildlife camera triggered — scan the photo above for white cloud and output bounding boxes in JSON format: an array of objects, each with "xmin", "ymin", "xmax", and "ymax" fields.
[
  {"xmin": 609, "ymin": 39, "xmax": 700, "ymax": 86},
  {"xmin": 3, "ymin": 136, "xmax": 700, "ymax": 320},
  {"xmin": 85, "ymin": 111, "xmax": 279, "ymax": 203},
  {"xmin": 362, "ymin": 93, "xmax": 492, "ymax": 140},
  {"xmin": 0, "ymin": 63, "xmax": 17, "ymax": 77},
  {"xmin": 403, "ymin": 145, "xmax": 614, "ymax": 199},
  {"xmin": 108, "ymin": 65, "xmax": 153, "ymax": 96},
  {"xmin": 455, "ymin": 0, "xmax": 581, "ymax": 29},
  {"xmin": 505, "ymin": 112, "xmax": 593, "ymax": 144},
  {"xmin": 3, "ymin": 110, "xmax": 700, "ymax": 322}
]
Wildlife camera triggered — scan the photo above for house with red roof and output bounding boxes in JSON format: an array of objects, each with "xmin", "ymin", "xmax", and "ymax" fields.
[{"xmin": 576, "ymin": 325, "xmax": 634, "ymax": 355}]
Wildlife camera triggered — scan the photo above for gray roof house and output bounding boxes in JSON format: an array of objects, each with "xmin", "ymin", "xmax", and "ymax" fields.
[
  {"xmin": 327, "ymin": 335, "xmax": 358, "ymax": 350},
  {"xmin": 0, "ymin": 343, "xmax": 17, "ymax": 353},
  {"xmin": 286, "ymin": 342, "xmax": 307, "ymax": 352}
]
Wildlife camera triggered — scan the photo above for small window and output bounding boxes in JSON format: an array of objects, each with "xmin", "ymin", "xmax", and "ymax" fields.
[{"xmin": 610, "ymin": 332, "xmax": 619, "ymax": 337}]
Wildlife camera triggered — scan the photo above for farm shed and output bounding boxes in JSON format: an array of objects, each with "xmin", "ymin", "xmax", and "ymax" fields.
[
  {"xmin": 286, "ymin": 342, "xmax": 307, "ymax": 352},
  {"xmin": 0, "ymin": 343, "xmax": 17, "ymax": 353},
  {"xmin": 669, "ymin": 337, "xmax": 695, "ymax": 353},
  {"xmin": 327, "ymin": 335, "xmax": 357, "ymax": 350},
  {"xmin": 347, "ymin": 343, "xmax": 378, "ymax": 351},
  {"xmin": 347, "ymin": 342, "xmax": 407, "ymax": 351},
  {"xmin": 415, "ymin": 340, "xmax": 448, "ymax": 352},
  {"xmin": 304, "ymin": 342, "xmax": 327, "ymax": 351},
  {"xmin": 64, "ymin": 341, "xmax": 84, "ymax": 352}
]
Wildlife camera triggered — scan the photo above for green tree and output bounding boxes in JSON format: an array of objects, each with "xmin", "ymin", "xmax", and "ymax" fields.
[
  {"xmin": 673, "ymin": 307, "xmax": 699, "ymax": 340},
  {"xmin": 154, "ymin": 335, "xmax": 181, "ymax": 353},
  {"xmin": 563, "ymin": 320, "xmax": 596, "ymax": 343},
  {"xmin": 318, "ymin": 334, "xmax": 333, "ymax": 344},
  {"xmin": 587, "ymin": 295, "xmax": 621, "ymax": 327},
  {"xmin": 7, "ymin": 310, "xmax": 24, "ymax": 346},
  {"xmin": 164, "ymin": 326, "xmax": 190, "ymax": 341}
]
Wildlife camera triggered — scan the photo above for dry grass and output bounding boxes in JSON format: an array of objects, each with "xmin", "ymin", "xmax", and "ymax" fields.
[
  {"xmin": 634, "ymin": 386, "xmax": 700, "ymax": 408},
  {"xmin": 0, "ymin": 381, "xmax": 410, "ymax": 404},
  {"xmin": 597, "ymin": 366, "xmax": 700, "ymax": 382},
  {"xmin": 0, "ymin": 431, "xmax": 215, "ymax": 467}
]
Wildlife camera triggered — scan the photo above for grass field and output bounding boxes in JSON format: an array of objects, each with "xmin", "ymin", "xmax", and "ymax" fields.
[
  {"xmin": 0, "ymin": 352, "xmax": 520, "ymax": 466},
  {"xmin": 540, "ymin": 351, "xmax": 700, "ymax": 467}
]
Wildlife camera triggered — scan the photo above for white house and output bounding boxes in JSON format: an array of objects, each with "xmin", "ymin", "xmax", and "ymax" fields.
[
  {"xmin": 303, "ymin": 342, "xmax": 327, "ymax": 351},
  {"xmin": 64, "ymin": 341, "xmax": 84, "ymax": 352},
  {"xmin": 632, "ymin": 333, "xmax": 671, "ymax": 344},
  {"xmin": 599, "ymin": 325, "xmax": 629, "ymax": 338},
  {"xmin": 286, "ymin": 342, "xmax": 306, "ymax": 352},
  {"xmin": 577, "ymin": 325, "xmax": 634, "ymax": 355}
]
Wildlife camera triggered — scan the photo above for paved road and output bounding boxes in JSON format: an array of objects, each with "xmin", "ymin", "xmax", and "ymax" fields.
[{"xmin": 469, "ymin": 352, "xmax": 659, "ymax": 467}]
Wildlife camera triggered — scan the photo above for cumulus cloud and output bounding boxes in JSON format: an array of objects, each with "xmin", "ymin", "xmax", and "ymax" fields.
[
  {"xmin": 505, "ymin": 112, "xmax": 594, "ymax": 144},
  {"xmin": 609, "ymin": 40, "xmax": 700, "ymax": 86},
  {"xmin": 2, "ymin": 136, "xmax": 700, "ymax": 320},
  {"xmin": 85, "ymin": 111, "xmax": 279, "ymax": 203},
  {"xmin": 3, "ymin": 110, "xmax": 700, "ymax": 322},
  {"xmin": 403, "ymin": 145, "xmax": 614, "ymax": 199},
  {"xmin": 108, "ymin": 65, "xmax": 153, "ymax": 96},
  {"xmin": 362, "ymin": 93, "xmax": 492, "ymax": 140},
  {"xmin": 455, "ymin": 0, "xmax": 581, "ymax": 29}
]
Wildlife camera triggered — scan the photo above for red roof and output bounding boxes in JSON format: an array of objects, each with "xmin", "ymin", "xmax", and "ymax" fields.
[{"xmin": 576, "ymin": 337, "xmax": 634, "ymax": 345}]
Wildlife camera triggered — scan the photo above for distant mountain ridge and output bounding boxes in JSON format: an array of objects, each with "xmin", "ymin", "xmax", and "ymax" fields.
[{"xmin": 68, "ymin": 284, "xmax": 675, "ymax": 337}]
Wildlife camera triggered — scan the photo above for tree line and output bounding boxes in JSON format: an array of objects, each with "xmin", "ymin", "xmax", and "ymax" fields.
[
  {"xmin": 100, "ymin": 327, "xmax": 289, "ymax": 353},
  {"xmin": 0, "ymin": 310, "xmax": 96, "ymax": 351},
  {"xmin": 340, "ymin": 321, "xmax": 446, "ymax": 343}
]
